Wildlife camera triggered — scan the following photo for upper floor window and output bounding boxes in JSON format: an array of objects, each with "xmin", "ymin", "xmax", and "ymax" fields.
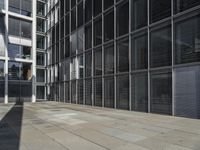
[
  {"xmin": 37, "ymin": 1, "xmax": 45, "ymax": 16},
  {"xmin": 0, "ymin": 0, "xmax": 4, "ymax": 9},
  {"xmin": 9, "ymin": 0, "xmax": 32, "ymax": 17}
]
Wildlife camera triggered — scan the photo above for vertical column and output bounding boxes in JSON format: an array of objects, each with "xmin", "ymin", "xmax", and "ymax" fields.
[
  {"xmin": 4, "ymin": 0, "xmax": 9, "ymax": 104},
  {"xmin": 32, "ymin": 0, "xmax": 37, "ymax": 103}
]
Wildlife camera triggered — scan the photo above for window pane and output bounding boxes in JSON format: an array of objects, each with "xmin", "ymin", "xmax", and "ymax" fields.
[
  {"xmin": 131, "ymin": 33, "xmax": 148, "ymax": 70},
  {"xmin": 37, "ymin": 86, "xmax": 45, "ymax": 99},
  {"xmin": 77, "ymin": 2, "xmax": 83, "ymax": 27},
  {"xmin": 131, "ymin": 0, "xmax": 147, "ymax": 30},
  {"xmin": 37, "ymin": 35, "xmax": 45, "ymax": 49},
  {"xmin": 65, "ymin": 14, "xmax": 70, "ymax": 35},
  {"xmin": 0, "ymin": 15, "xmax": 5, "ymax": 34},
  {"xmin": 94, "ymin": 17, "xmax": 102, "ymax": 46},
  {"xmin": 71, "ymin": 0, "xmax": 76, "ymax": 9},
  {"xmin": 0, "ymin": 0, "xmax": 4, "ymax": 9},
  {"xmin": 37, "ymin": 52, "xmax": 45, "ymax": 66},
  {"xmin": 150, "ymin": 0, "xmax": 171, "ymax": 23},
  {"xmin": 0, "ymin": 81, "xmax": 4, "ymax": 101},
  {"xmin": 174, "ymin": 66, "xmax": 200, "ymax": 119},
  {"xmin": 104, "ymin": 77, "xmax": 114, "ymax": 108},
  {"xmin": 71, "ymin": 57, "xmax": 76, "ymax": 80},
  {"xmin": 93, "ymin": 0, "xmax": 102, "ymax": 17},
  {"xmin": 21, "ymin": 0, "xmax": 32, "ymax": 16},
  {"xmin": 77, "ymin": 27, "xmax": 84, "ymax": 53},
  {"xmin": 71, "ymin": 8, "xmax": 76, "ymax": 32},
  {"xmin": 94, "ymin": 78, "xmax": 102, "ymax": 107},
  {"xmin": 37, "ymin": 1, "xmax": 45, "ymax": 16},
  {"xmin": 77, "ymin": 79, "xmax": 83, "ymax": 104},
  {"xmin": 175, "ymin": 15, "xmax": 200, "ymax": 64},
  {"xmin": 21, "ymin": 20, "xmax": 32, "ymax": 38},
  {"xmin": 104, "ymin": 0, "xmax": 114, "ymax": 10},
  {"xmin": 9, "ymin": 17, "xmax": 20, "ymax": 36},
  {"xmin": 8, "ymin": 44, "xmax": 31, "ymax": 60},
  {"xmin": 117, "ymin": 37, "xmax": 129, "ymax": 73},
  {"xmin": 65, "ymin": 0, "xmax": 69, "ymax": 13},
  {"xmin": 131, "ymin": 73, "xmax": 148, "ymax": 112},
  {"xmin": 116, "ymin": 1, "xmax": 129, "ymax": 37},
  {"xmin": 8, "ymin": 61, "xmax": 20, "ymax": 80},
  {"xmin": 85, "ymin": 0, "xmax": 92, "ymax": 23},
  {"xmin": 174, "ymin": 0, "xmax": 200, "ymax": 13},
  {"xmin": 85, "ymin": 52, "xmax": 92, "ymax": 77},
  {"xmin": 0, "ymin": 61, "xmax": 4, "ymax": 80},
  {"xmin": 20, "ymin": 82, "xmax": 32, "ymax": 101},
  {"xmin": 117, "ymin": 75, "xmax": 129, "ymax": 110},
  {"xmin": 71, "ymin": 33, "xmax": 77, "ymax": 56},
  {"xmin": 150, "ymin": 25, "xmax": 172, "ymax": 68},
  {"xmin": 85, "ymin": 79, "xmax": 92, "ymax": 105},
  {"xmin": 85, "ymin": 24, "xmax": 92, "ymax": 50},
  {"xmin": 65, "ymin": 81, "xmax": 70, "ymax": 102},
  {"xmin": 94, "ymin": 48, "xmax": 102, "ymax": 76},
  {"xmin": 8, "ymin": 81, "xmax": 20, "ymax": 101},
  {"xmin": 36, "ymin": 69, "xmax": 45, "ymax": 82},
  {"xmin": 71, "ymin": 80, "xmax": 76, "ymax": 104},
  {"xmin": 150, "ymin": 71, "xmax": 172, "ymax": 115},
  {"xmin": 104, "ymin": 10, "xmax": 114, "ymax": 42},
  {"xmin": 104, "ymin": 43, "xmax": 114, "ymax": 74},
  {"xmin": 9, "ymin": 0, "xmax": 20, "ymax": 14},
  {"xmin": 78, "ymin": 55, "xmax": 84, "ymax": 78},
  {"xmin": 21, "ymin": 63, "xmax": 32, "ymax": 80}
]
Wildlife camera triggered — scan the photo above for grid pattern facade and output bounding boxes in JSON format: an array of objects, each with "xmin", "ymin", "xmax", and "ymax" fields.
[{"xmin": 47, "ymin": 0, "xmax": 200, "ymax": 119}]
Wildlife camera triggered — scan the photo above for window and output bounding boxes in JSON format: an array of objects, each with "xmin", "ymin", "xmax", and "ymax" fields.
[
  {"xmin": 131, "ymin": 0, "xmax": 147, "ymax": 30},
  {"xmin": 71, "ymin": 57, "xmax": 76, "ymax": 80},
  {"xmin": 37, "ymin": 86, "xmax": 45, "ymax": 99},
  {"xmin": 117, "ymin": 75, "xmax": 129, "ymax": 110},
  {"xmin": 0, "ymin": 0, "xmax": 4, "ymax": 9},
  {"xmin": 116, "ymin": 1, "xmax": 129, "ymax": 37},
  {"xmin": 85, "ymin": 0, "xmax": 92, "ymax": 23},
  {"xmin": 150, "ymin": 71, "xmax": 172, "ymax": 115},
  {"xmin": 175, "ymin": 15, "xmax": 200, "ymax": 64},
  {"xmin": 104, "ymin": 10, "xmax": 114, "ymax": 42},
  {"xmin": 71, "ymin": 80, "xmax": 76, "ymax": 104},
  {"xmin": 150, "ymin": 25, "xmax": 172, "ymax": 68},
  {"xmin": 9, "ymin": 0, "xmax": 32, "ymax": 17},
  {"xmin": 85, "ymin": 23, "xmax": 92, "ymax": 50},
  {"xmin": 150, "ymin": 0, "xmax": 171, "ymax": 23},
  {"xmin": 174, "ymin": 0, "xmax": 200, "ymax": 14},
  {"xmin": 65, "ymin": 81, "xmax": 70, "ymax": 102},
  {"xmin": 8, "ymin": 43, "xmax": 31, "ymax": 60},
  {"xmin": 65, "ymin": 0, "xmax": 69, "ymax": 13},
  {"xmin": 77, "ymin": 2, "xmax": 83, "ymax": 27},
  {"xmin": 85, "ymin": 52, "xmax": 92, "ymax": 77},
  {"xmin": 131, "ymin": 73, "xmax": 148, "ymax": 112},
  {"xmin": 0, "ymin": 61, "xmax": 4, "ymax": 80},
  {"xmin": 0, "ymin": 15, "xmax": 5, "ymax": 34},
  {"xmin": 131, "ymin": 33, "xmax": 148, "ymax": 70},
  {"xmin": 37, "ymin": 52, "xmax": 45, "ymax": 66},
  {"xmin": 104, "ymin": 43, "xmax": 114, "ymax": 74},
  {"xmin": 9, "ymin": 17, "xmax": 32, "ymax": 39},
  {"xmin": 71, "ymin": 33, "xmax": 77, "ymax": 56},
  {"xmin": 65, "ymin": 14, "xmax": 70, "ymax": 35},
  {"xmin": 77, "ymin": 79, "xmax": 83, "ymax": 104},
  {"xmin": 60, "ymin": 0, "xmax": 64, "ymax": 18},
  {"xmin": 71, "ymin": 8, "xmax": 76, "ymax": 32},
  {"xmin": 93, "ymin": 0, "xmax": 102, "ymax": 17},
  {"xmin": 94, "ymin": 78, "xmax": 102, "ymax": 107},
  {"xmin": 104, "ymin": 77, "xmax": 114, "ymax": 108},
  {"xmin": 94, "ymin": 48, "xmax": 102, "ymax": 76},
  {"xmin": 85, "ymin": 79, "xmax": 92, "ymax": 105},
  {"xmin": 36, "ymin": 69, "xmax": 45, "ymax": 82},
  {"xmin": 37, "ymin": 35, "xmax": 45, "ymax": 49},
  {"xmin": 37, "ymin": 1, "xmax": 45, "ymax": 16},
  {"xmin": 0, "ymin": 81, "xmax": 4, "ymax": 100},
  {"xmin": 71, "ymin": 0, "xmax": 76, "ymax": 9},
  {"xmin": 116, "ymin": 37, "xmax": 129, "ymax": 73},
  {"xmin": 174, "ymin": 66, "xmax": 200, "ymax": 119},
  {"xmin": 8, "ymin": 62, "xmax": 20, "ymax": 80},
  {"xmin": 94, "ymin": 17, "xmax": 102, "ymax": 46},
  {"xmin": 78, "ymin": 55, "xmax": 84, "ymax": 78},
  {"xmin": 77, "ymin": 28, "xmax": 84, "ymax": 53},
  {"xmin": 37, "ymin": 18, "xmax": 45, "ymax": 33},
  {"xmin": 104, "ymin": 0, "xmax": 114, "ymax": 10},
  {"xmin": 21, "ymin": 63, "xmax": 32, "ymax": 80},
  {"xmin": 65, "ymin": 37, "xmax": 70, "ymax": 58}
]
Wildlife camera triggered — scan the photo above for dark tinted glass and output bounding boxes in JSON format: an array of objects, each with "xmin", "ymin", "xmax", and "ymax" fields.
[
  {"xmin": 175, "ymin": 15, "xmax": 200, "ymax": 64},
  {"xmin": 9, "ymin": 17, "xmax": 20, "ymax": 36},
  {"xmin": 174, "ymin": 66, "xmax": 200, "ymax": 119},
  {"xmin": 0, "ymin": 81, "xmax": 5, "ymax": 99},
  {"xmin": 36, "ymin": 86, "xmax": 45, "ymax": 99},
  {"xmin": 71, "ymin": 80, "xmax": 76, "ymax": 103},
  {"xmin": 85, "ymin": 79, "xmax": 92, "ymax": 105},
  {"xmin": 104, "ymin": 10, "xmax": 114, "ymax": 42},
  {"xmin": 117, "ymin": 75, "xmax": 129, "ymax": 110},
  {"xmin": 150, "ymin": 71, "xmax": 172, "ymax": 115},
  {"xmin": 85, "ymin": 0, "xmax": 92, "ymax": 23},
  {"xmin": 93, "ymin": 0, "xmax": 102, "ymax": 17},
  {"xmin": 150, "ymin": 25, "xmax": 172, "ymax": 68},
  {"xmin": 85, "ymin": 52, "xmax": 92, "ymax": 77},
  {"xmin": 0, "ymin": 61, "xmax": 4, "ymax": 80},
  {"xmin": 77, "ymin": 2, "xmax": 83, "ymax": 27},
  {"xmin": 131, "ymin": 33, "xmax": 148, "ymax": 70},
  {"xmin": 65, "ymin": 14, "xmax": 70, "ymax": 35},
  {"xmin": 94, "ymin": 48, "xmax": 102, "ymax": 76},
  {"xmin": 150, "ymin": 0, "xmax": 171, "ymax": 23},
  {"xmin": 94, "ymin": 17, "xmax": 102, "ymax": 46},
  {"xmin": 104, "ymin": 43, "xmax": 114, "ymax": 74},
  {"xmin": 65, "ymin": 0, "xmax": 70, "ymax": 13},
  {"xmin": 104, "ymin": 77, "xmax": 114, "ymax": 108},
  {"xmin": 85, "ymin": 24, "xmax": 92, "ymax": 50},
  {"xmin": 94, "ymin": 78, "xmax": 102, "ymax": 107},
  {"xmin": 71, "ymin": 8, "xmax": 76, "ymax": 32},
  {"xmin": 77, "ymin": 79, "xmax": 84, "ymax": 104},
  {"xmin": 36, "ymin": 69, "xmax": 45, "ymax": 82},
  {"xmin": 104, "ymin": 0, "xmax": 114, "ymax": 10},
  {"xmin": 116, "ymin": 1, "xmax": 129, "ymax": 37},
  {"xmin": 71, "ymin": 0, "xmax": 76, "ymax": 9},
  {"xmin": 116, "ymin": 37, "xmax": 129, "ymax": 73},
  {"xmin": 131, "ymin": 73, "xmax": 148, "ymax": 112},
  {"xmin": 65, "ymin": 81, "xmax": 70, "ymax": 102},
  {"xmin": 131, "ymin": 0, "xmax": 147, "ymax": 30},
  {"xmin": 174, "ymin": 0, "xmax": 200, "ymax": 13}
]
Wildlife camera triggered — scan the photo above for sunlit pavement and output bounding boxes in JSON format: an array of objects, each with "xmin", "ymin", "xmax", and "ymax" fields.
[{"xmin": 0, "ymin": 102, "xmax": 200, "ymax": 150}]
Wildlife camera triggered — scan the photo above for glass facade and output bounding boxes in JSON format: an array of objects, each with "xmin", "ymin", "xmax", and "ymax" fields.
[{"xmin": 45, "ymin": 0, "xmax": 200, "ymax": 119}]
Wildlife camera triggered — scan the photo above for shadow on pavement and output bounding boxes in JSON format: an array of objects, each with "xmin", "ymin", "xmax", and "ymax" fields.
[{"xmin": 0, "ymin": 102, "xmax": 24, "ymax": 150}]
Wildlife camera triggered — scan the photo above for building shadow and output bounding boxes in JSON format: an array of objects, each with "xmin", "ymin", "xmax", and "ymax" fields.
[{"xmin": 0, "ymin": 102, "xmax": 23, "ymax": 150}]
